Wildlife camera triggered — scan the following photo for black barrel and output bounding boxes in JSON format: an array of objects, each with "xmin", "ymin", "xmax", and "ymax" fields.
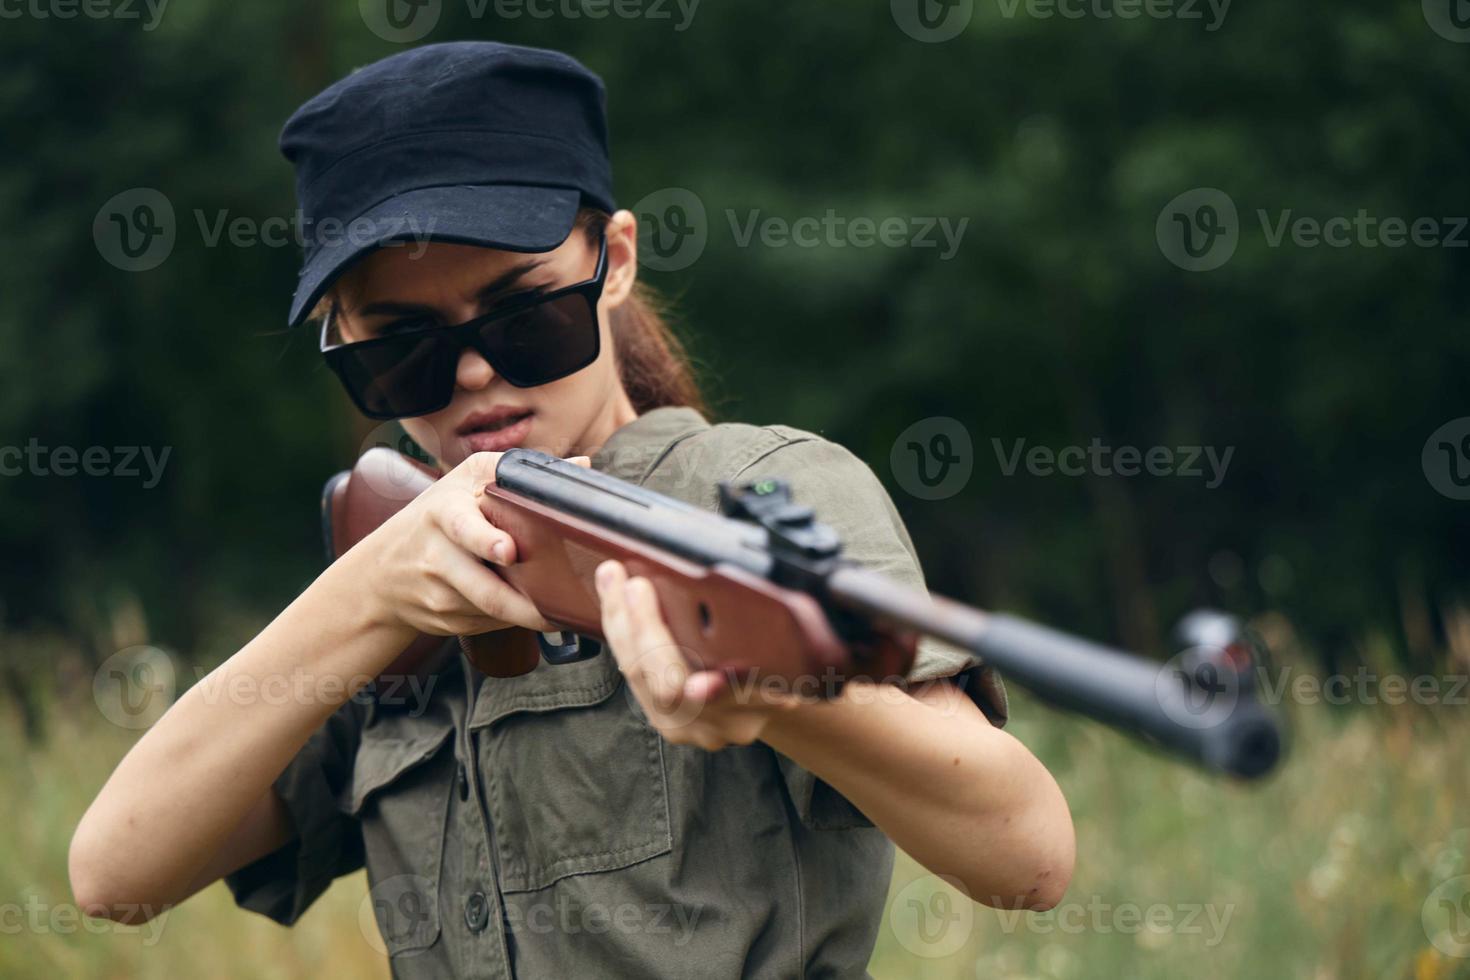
[{"xmin": 827, "ymin": 567, "xmax": 1284, "ymax": 780}]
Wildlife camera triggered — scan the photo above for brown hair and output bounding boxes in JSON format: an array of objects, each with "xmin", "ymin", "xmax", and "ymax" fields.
[
  {"xmin": 315, "ymin": 210, "xmax": 707, "ymax": 417},
  {"xmin": 574, "ymin": 208, "xmax": 705, "ymax": 415}
]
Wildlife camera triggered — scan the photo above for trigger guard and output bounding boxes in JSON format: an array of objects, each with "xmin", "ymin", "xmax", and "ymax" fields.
[{"xmin": 537, "ymin": 631, "xmax": 602, "ymax": 665}]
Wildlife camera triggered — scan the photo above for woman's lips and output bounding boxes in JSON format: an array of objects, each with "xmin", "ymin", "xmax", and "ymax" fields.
[{"xmin": 460, "ymin": 412, "xmax": 535, "ymax": 453}]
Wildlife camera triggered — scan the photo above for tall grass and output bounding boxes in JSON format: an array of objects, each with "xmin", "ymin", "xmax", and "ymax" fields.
[
  {"xmin": 5, "ymin": 677, "xmax": 1469, "ymax": 978},
  {"xmin": 875, "ymin": 694, "xmax": 1470, "ymax": 979}
]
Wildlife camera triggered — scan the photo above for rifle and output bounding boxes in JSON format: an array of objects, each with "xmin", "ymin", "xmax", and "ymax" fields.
[{"xmin": 323, "ymin": 447, "xmax": 1285, "ymax": 780}]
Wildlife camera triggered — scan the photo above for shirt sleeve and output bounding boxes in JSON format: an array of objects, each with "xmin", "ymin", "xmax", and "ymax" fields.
[
  {"xmin": 223, "ymin": 697, "xmax": 366, "ymax": 925},
  {"xmin": 733, "ymin": 436, "xmax": 1008, "ymax": 830}
]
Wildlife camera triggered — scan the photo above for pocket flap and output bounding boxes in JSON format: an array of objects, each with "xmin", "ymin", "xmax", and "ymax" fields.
[
  {"xmin": 346, "ymin": 712, "xmax": 455, "ymax": 815},
  {"xmin": 467, "ymin": 644, "xmax": 622, "ymax": 730}
]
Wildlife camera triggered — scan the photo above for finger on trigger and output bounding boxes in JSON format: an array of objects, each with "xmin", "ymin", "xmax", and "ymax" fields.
[
  {"xmin": 446, "ymin": 503, "xmax": 515, "ymax": 566},
  {"xmin": 450, "ymin": 551, "xmax": 552, "ymax": 631}
]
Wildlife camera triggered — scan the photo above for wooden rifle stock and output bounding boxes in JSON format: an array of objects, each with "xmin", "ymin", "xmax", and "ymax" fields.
[{"xmin": 321, "ymin": 447, "xmax": 915, "ymax": 686}]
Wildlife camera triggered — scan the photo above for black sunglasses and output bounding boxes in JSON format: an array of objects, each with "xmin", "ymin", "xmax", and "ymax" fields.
[{"xmin": 320, "ymin": 235, "xmax": 607, "ymax": 420}]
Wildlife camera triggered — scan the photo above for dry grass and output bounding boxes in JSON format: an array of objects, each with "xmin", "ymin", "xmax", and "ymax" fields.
[{"xmin": 5, "ymin": 675, "xmax": 1470, "ymax": 979}]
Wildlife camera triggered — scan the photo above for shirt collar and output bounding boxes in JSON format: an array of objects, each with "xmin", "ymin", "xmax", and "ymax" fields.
[{"xmin": 591, "ymin": 405, "xmax": 710, "ymax": 484}]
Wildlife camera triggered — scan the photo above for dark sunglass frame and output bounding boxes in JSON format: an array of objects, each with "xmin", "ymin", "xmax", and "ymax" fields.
[{"xmin": 320, "ymin": 235, "xmax": 608, "ymax": 420}]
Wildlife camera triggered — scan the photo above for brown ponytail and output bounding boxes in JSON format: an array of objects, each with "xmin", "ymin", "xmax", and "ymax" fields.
[{"xmin": 576, "ymin": 209, "xmax": 707, "ymax": 416}]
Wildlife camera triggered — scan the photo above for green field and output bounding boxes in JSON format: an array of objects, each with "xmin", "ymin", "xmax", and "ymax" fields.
[{"xmin": 6, "ymin": 666, "xmax": 1470, "ymax": 979}]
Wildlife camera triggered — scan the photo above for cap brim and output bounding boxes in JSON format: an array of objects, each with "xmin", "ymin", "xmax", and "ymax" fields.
[{"xmin": 288, "ymin": 183, "xmax": 582, "ymax": 327}]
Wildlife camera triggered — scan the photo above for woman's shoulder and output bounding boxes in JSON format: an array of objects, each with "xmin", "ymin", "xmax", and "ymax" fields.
[{"xmin": 623, "ymin": 408, "xmax": 887, "ymax": 513}]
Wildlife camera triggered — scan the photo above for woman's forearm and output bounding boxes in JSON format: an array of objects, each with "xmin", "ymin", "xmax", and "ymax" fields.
[
  {"xmin": 759, "ymin": 679, "xmax": 1075, "ymax": 911},
  {"xmin": 69, "ymin": 546, "xmax": 416, "ymax": 918}
]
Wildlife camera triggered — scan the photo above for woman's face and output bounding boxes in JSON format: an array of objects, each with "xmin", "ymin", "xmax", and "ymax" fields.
[{"xmin": 332, "ymin": 209, "xmax": 641, "ymax": 469}]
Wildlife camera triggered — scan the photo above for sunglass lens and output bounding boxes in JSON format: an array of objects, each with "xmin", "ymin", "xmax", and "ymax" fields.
[
  {"xmin": 333, "ymin": 333, "xmax": 458, "ymax": 418},
  {"xmin": 481, "ymin": 293, "xmax": 600, "ymax": 388}
]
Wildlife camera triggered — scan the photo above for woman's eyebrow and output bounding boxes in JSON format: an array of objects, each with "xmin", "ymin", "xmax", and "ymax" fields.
[
  {"xmin": 354, "ymin": 299, "xmax": 437, "ymax": 319},
  {"xmin": 352, "ymin": 257, "xmax": 550, "ymax": 320},
  {"xmin": 475, "ymin": 257, "xmax": 550, "ymax": 306}
]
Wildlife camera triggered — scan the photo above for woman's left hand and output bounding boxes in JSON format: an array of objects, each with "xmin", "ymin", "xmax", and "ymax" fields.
[{"xmin": 594, "ymin": 559, "xmax": 797, "ymax": 751}]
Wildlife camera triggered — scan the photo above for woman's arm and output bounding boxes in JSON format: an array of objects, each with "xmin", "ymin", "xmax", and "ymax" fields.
[
  {"xmin": 758, "ymin": 679, "xmax": 1075, "ymax": 911},
  {"xmin": 69, "ymin": 452, "xmax": 565, "ymax": 922},
  {"xmin": 594, "ymin": 560, "xmax": 1076, "ymax": 912}
]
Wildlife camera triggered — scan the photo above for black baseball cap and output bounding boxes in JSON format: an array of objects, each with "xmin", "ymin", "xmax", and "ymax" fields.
[{"xmin": 280, "ymin": 41, "xmax": 616, "ymax": 327}]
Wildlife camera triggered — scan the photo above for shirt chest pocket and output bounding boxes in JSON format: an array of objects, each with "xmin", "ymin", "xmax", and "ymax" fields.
[
  {"xmin": 474, "ymin": 649, "xmax": 673, "ymax": 894},
  {"xmin": 347, "ymin": 709, "xmax": 456, "ymax": 958}
]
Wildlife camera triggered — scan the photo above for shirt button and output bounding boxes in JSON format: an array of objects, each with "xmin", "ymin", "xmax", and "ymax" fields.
[
  {"xmin": 465, "ymin": 891, "xmax": 490, "ymax": 933},
  {"xmin": 457, "ymin": 761, "xmax": 470, "ymax": 801}
]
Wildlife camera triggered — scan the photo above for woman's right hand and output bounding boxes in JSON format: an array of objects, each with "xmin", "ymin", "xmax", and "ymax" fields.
[{"xmin": 354, "ymin": 450, "xmax": 588, "ymax": 637}]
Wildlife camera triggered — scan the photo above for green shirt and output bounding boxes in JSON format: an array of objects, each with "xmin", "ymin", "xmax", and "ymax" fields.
[{"xmin": 226, "ymin": 406, "xmax": 1007, "ymax": 979}]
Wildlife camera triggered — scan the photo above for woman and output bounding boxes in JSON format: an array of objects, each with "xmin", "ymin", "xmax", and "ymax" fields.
[{"xmin": 70, "ymin": 41, "xmax": 1074, "ymax": 978}]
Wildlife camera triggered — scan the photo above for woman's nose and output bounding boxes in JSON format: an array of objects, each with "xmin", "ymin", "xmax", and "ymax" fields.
[{"xmin": 456, "ymin": 345, "xmax": 496, "ymax": 391}]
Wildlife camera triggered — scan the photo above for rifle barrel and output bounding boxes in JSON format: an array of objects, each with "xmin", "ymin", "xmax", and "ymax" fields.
[{"xmin": 825, "ymin": 567, "xmax": 1283, "ymax": 779}]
